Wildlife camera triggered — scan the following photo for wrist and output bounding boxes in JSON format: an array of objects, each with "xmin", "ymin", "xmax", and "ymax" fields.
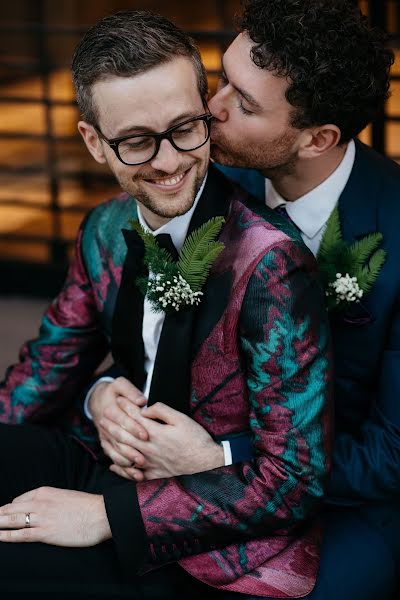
[
  {"xmin": 202, "ymin": 440, "xmax": 225, "ymax": 471},
  {"xmin": 96, "ymin": 495, "xmax": 112, "ymax": 542}
]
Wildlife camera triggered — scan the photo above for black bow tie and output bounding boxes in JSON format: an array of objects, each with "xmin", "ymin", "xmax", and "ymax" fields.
[{"xmin": 155, "ymin": 232, "xmax": 179, "ymax": 262}]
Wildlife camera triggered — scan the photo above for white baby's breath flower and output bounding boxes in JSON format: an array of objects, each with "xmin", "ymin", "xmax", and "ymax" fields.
[
  {"xmin": 147, "ymin": 272, "xmax": 203, "ymax": 312},
  {"xmin": 327, "ymin": 272, "xmax": 363, "ymax": 304}
]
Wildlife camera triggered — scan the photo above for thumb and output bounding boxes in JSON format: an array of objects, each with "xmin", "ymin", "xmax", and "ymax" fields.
[{"xmin": 141, "ymin": 402, "xmax": 181, "ymax": 425}]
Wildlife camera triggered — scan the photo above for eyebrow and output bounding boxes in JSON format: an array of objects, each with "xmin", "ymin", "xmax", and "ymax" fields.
[
  {"xmin": 221, "ymin": 57, "xmax": 263, "ymax": 111},
  {"xmin": 112, "ymin": 110, "xmax": 205, "ymax": 138}
]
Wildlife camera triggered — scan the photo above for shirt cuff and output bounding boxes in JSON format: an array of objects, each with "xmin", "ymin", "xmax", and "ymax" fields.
[
  {"xmin": 83, "ymin": 376, "xmax": 115, "ymax": 420},
  {"xmin": 221, "ymin": 440, "xmax": 232, "ymax": 466}
]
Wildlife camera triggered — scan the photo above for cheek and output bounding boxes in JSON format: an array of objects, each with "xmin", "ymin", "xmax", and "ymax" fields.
[
  {"xmin": 245, "ymin": 117, "xmax": 283, "ymax": 142},
  {"xmin": 225, "ymin": 117, "xmax": 270, "ymax": 146},
  {"xmin": 107, "ymin": 156, "xmax": 141, "ymax": 182},
  {"xmin": 199, "ymin": 145, "xmax": 211, "ymax": 161},
  {"xmin": 188, "ymin": 144, "xmax": 210, "ymax": 166}
]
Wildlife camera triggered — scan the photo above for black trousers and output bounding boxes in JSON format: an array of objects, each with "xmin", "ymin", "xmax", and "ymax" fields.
[
  {"xmin": 0, "ymin": 422, "xmax": 223, "ymax": 599},
  {"xmin": 1, "ymin": 423, "xmax": 397, "ymax": 600}
]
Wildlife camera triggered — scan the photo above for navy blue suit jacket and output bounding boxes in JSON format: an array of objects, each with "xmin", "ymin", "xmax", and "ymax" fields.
[{"xmin": 217, "ymin": 140, "xmax": 400, "ymax": 506}]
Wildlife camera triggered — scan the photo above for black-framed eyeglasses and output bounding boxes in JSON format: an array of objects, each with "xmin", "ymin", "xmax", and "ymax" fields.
[{"xmin": 94, "ymin": 113, "xmax": 213, "ymax": 166}]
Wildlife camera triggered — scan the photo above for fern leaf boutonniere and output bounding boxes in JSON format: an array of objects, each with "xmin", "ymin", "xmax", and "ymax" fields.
[
  {"xmin": 129, "ymin": 217, "xmax": 225, "ymax": 314},
  {"xmin": 317, "ymin": 207, "xmax": 386, "ymax": 312}
]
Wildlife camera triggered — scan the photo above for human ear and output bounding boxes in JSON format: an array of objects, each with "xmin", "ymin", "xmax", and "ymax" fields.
[
  {"xmin": 77, "ymin": 121, "xmax": 107, "ymax": 164},
  {"xmin": 298, "ymin": 125, "xmax": 341, "ymax": 159}
]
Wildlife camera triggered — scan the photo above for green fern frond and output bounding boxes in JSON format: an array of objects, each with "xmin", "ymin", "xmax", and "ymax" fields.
[
  {"xmin": 347, "ymin": 233, "xmax": 384, "ymax": 270},
  {"xmin": 356, "ymin": 248, "xmax": 386, "ymax": 294},
  {"xmin": 129, "ymin": 219, "xmax": 157, "ymax": 249},
  {"xmin": 318, "ymin": 240, "xmax": 353, "ymax": 288},
  {"xmin": 316, "ymin": 204, "xmax": 386, "ymax": 311},
  {"xmin": 180, "ymin": 217, "xmax": 225, "ymax": 263},
  {"xmin": 317, "ymin": 206, "xmax": 342, "ymax": 260},
  {"xmin": 129, "ymin": 219, "xmax": 174, "ymax": 269},
  {"xmin": 178, "ymin": 217, "xmax": 225, "ymax": 290}
]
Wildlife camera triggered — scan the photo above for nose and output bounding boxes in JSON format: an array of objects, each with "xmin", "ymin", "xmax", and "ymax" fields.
[
  {"xmin": 208, "ymin": 88, "xmax": 229, "ymax": 123},
  {"xmin": 150, "ymin": 138, "xmax": 181, "ymax": 174}
]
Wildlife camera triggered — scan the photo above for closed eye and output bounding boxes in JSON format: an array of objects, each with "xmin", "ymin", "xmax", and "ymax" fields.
[
  {"xmin": 121, "ymin": 138, "xmax": 153, "ymax": 150},
  {"xmin": 173, "ymin": 125, "xmax": 196, "ymax": 136},
  {"xmin": 237, "ymin": 101, "xmax": 254, "ymax": 116}
]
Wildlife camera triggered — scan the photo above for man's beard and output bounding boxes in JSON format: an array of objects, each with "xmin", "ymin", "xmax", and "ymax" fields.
[
  {"xmin": 211, "ymin": 129, "xmax": 298, "ymax": 179},
  {"xmin": 116, "ymin": 161, "xmax": 206, "ymax": 220}
]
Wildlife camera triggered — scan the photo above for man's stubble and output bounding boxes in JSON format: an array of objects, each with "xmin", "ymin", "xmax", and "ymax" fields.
[{"xmin": 211, "ymin": 127, "xmax": 299, "ymax": 179}]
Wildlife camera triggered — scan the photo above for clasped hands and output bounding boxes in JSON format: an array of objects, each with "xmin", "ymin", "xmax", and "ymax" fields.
[
  {"xmin": 0, "ymin": 378, "xmax": 224, "ymax": 548},
  {"xmin": 90, "ymin": 377, "xmax": 225, "ymax": 481}
]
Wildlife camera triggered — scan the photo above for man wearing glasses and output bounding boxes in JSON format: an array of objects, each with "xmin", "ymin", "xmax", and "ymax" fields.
[{"xmin": 0, "ymin": 10, "xmax": 332, "ymax": 598}]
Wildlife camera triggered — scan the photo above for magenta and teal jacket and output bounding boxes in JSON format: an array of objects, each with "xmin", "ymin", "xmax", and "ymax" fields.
[{"xmin": 0, "ymin": 166, "xmax": 332, "ymax": 597}]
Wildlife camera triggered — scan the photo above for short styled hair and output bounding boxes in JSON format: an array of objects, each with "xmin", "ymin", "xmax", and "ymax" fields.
[
  {"xmin": 240, "ymin": 0, "xmax": 394, "ymax": 143},
  {"xmin": 72, "ymin": 10, "xmax": 208, "ymax": 125}
]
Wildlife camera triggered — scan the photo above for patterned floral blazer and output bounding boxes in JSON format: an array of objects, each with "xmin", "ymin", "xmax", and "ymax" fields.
[{"xmin": 0, "ymin": 165, "xmax": 332, "ymax": 597}]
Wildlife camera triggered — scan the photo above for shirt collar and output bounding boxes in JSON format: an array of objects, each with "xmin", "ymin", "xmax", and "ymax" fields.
[
  {"xmin": 265, "ymin": 139, "xmax": 356, "ymax": 239},
  {"xmin": 137, "ymin": 172, "xmax": 208, "ymax": 251}
]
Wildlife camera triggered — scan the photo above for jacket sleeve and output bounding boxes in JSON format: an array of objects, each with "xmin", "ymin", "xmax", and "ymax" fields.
[
  {"xmin": 328, "ymin": 301, "xmax": 400, "ymax": 503},
  {"xmin": 104, "ymin": 240, "xmax": 333, "ymax": 569},
  {"xmin": 0, "ymin": 221, "xmax": 109, "ymax": 430}
]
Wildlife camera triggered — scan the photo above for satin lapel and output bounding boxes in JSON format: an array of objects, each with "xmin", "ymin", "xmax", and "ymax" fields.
[
  {"xmin": 338, "ymin": 141, "xmax": 380, "ymax": 244},
  {"xmin": 111, "ymin": 228, "xmax": 146, "ymax": 390},
  {"xmin": 147, "ymin": 165, "xmax": 233, "ymax": 413},
  {"xmin": 188, "ymin": 166, "xmax": 233, "ymax": 356}
]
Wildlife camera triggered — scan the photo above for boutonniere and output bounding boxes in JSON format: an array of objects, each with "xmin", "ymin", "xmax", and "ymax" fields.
[
  {"xmin": 317, "ymin": 207, "xmax": 386, "ymax": 312},
  {"xmin": 129, "ymin": 217, "xmax": 225, "ymax": 314}
]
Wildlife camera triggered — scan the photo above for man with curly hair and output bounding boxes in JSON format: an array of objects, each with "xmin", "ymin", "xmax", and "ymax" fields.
[{"xmin": 206, "ymin": 0, "xmax": 399, "ymax": 598}]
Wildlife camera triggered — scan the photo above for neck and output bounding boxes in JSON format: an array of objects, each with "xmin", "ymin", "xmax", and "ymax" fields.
[{"xmin": 267, "ymin": 144, "xmax": 348, "ymax": 202}]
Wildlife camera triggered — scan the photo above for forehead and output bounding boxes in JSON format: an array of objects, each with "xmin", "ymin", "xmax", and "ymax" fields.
[
  {"xmin": 92, "ymin": 57, "xmax": 203, "ymax": 133},
  {"xmin": 224, "ymin": 33, "xmax": 290, "ymax": 111}
]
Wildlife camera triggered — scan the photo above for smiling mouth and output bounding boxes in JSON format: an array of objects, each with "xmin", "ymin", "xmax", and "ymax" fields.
[{"xmin": 143, "ymin": 167, "xmax": 192, "ymax": 191}]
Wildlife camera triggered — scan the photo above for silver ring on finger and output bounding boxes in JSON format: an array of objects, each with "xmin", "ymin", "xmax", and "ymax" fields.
[{"xmin": 25, "ymin": 513, "xmax": 31, "ymax": 528}]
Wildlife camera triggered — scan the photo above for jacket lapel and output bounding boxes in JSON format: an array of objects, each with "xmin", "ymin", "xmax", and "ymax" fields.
[
  {"xmin": 338, "ymin": 141, "xmax": 380, "ymax": 244},
  {"xmin": 111, "ymin": 228, "xmax": 147, "ymax": 390},
  {"xmin": 147, "ymin": 166, "xmax": 233, "ymax": 412},
  {"xmin": 186, "ymin": 166, "xmax": 234, "ymax": 356}
]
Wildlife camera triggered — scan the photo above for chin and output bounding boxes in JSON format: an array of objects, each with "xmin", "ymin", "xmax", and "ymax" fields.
[
  {"xmin": 210, "ymin": 144, "xmax": 245, "ymax": 168},
  {"xmin": 210, "ymin": 145, "xmax": 233, "ymax": 166},
  {"xmin": 153, "ymin": 197, "xmax": 196, "ymax": 220}
]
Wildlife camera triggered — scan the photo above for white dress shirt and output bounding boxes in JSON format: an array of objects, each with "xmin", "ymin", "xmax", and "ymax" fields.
[{"xmin": 265, "ymin": 139, "xmax": 356, "ymax": 256}]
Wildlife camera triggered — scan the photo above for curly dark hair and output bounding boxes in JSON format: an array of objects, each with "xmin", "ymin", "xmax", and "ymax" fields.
[
  {"xmin": 240, "ymin": 0, "xmax": 394, "ymax": 143},
  {"xmin": 72, "ymin": 10, "xmax": 207, "ymax": 125}
]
